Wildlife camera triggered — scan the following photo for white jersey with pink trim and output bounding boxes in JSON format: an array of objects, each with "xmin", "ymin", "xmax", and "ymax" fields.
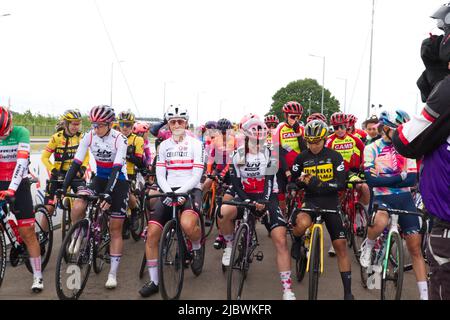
[{"xmin": 156, "ymin": 135, "xmax": 205, "ymax": 193}]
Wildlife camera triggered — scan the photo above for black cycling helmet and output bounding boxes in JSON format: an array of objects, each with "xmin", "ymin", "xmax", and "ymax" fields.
[
  {"xmin": 431, "ymin": 3, "xmax": 450, "ymax": 31},
  {"xmin": 304, "ymin": 120, "xmax": 328, "ymax": 144},
  {"xmin": 205, "ymin": 120, "xmax": 218, "ymax": 129},
  {"xmin": 217, "ymin": 118, "xmax": 232, "ymax": 133}
]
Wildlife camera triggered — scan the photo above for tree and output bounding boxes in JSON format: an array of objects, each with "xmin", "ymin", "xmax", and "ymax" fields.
[{"xmin": 267, "ymin": 78, "xmax": 341, "ymax": 122}]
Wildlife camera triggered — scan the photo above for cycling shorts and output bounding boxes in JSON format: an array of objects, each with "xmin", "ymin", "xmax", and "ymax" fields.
[
  {"xmin": 0, "ymin": 179, "xmax": 35, "ymax": 227},
  {"xmin": 89, "ymin": 176, "xmax": 129, "ymax": 219}
]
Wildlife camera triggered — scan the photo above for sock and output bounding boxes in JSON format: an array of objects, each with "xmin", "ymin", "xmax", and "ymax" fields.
[
  {"xmin": 417, "ymin": 281, "xmax": 428, "ymax": 300},
  {"xmin": 109, "ymin": 254, "xmax": 122, "ymax": 277},
  {"xmin": 280, "ymin": 271, "xmax": 292, "ymax": 293},
  {"xmin": 340, "ymin": 271, "xmax": 352, "ymax": 297},
  {"xmin": 29, "ymin": 257, "xmax": 42, "ymax": 279},
  {"xmin": 192, "ymin": 239, "xmax": 201, "ymax": 250},
  {"xmin": 147, "ymin": 259, "xmax": 158, "ymax": 285},
  {"xmin": 365, "ymin": 238, "xmax": 376, "ymax": 249},
  {"xmin": 224, "ymin": 234, "xmax": 234, "ymax": 248}
]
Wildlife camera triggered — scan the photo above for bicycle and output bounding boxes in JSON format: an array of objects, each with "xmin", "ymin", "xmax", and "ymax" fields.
[
  {"xmin": 220, "ymin": 199, "xmax": 266, "ymax": 300},
  {"xmin": 296, "ymin": 206, "xmax": 344, "ymax": 300},
  {"xmin": 146, "ymin": 192, "xmax": 206, "ymax": 300},
  {"xmin": 286, "ymin": 184, "xmax": 307, "ymax": 283},
  {"xmin": 0, "ymin": 192, "xmax": 53, "ymax": 287},
  {"xmin": 54, "ymin": 192, "xmax": 111, "ymax": 300},
  {"xmin": 202, "ymin": 174, "xmax": 229, "ymax": 239},
  {"xmin": 341, "ymin": 179, "xmax": 369, "ymax": 262},
  {"xmin": 359, "ymin": 203, "xmax": 424, "ymax": 300}
]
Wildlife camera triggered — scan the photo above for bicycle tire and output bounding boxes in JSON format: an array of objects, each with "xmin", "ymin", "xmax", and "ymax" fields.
[
  {"xmin": 381, "ymin": 231, "xmax": 404, "ymax": 300},
  {"xmin": 93, "ymin": 213, "xmax": 110, "ymax": 274},
  {"xmin": 25, "ymin": 208, "xmax": 54, "ymax": 273},
  {"xmin": 159, "ymin": 219, "xmax": 184, "ymax": 300},
  {"xmin": 295, "ymin": 245, "xmax": 307, "ymax": 283},
  {"xmin": 0, "ymin": 230, "xmax": 6, "ymax": 288},
  {"xmin": 227, "ymin": 223, "xmax": 249, "ymax": 300},
  {"xmin": 130, "ymin": 191, "xmax": 145, "ymax": 241},
  {"xmin": 351, "ymin": 203, "xmax": 369, "ymax": 262},
  {"xmin": 191, "ymin": 211, "xmax": 206, "ymax": 276},
  {"xmin": 308, "ymin": 227, "xmax": 321, "ymax": 300},
  {"xmin": 55, "ymin": 219, "xmax": 92, "ymax": 300},
  {"xmin": 61, "ymin": 197, "xmax": 72, "ymax": 241},
  {"xmin": 202, "ymin": 191, "xmax": 215, "ymax": 238},
  {"xmin": 139, "ymin": 252, "xmax": 146, "ymax": 279}
]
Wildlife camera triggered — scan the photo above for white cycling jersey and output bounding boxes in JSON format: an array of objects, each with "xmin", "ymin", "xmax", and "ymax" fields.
[
  {"xmin": 73, "ymin": 128, "xmax": 128, "ymax": 180},
  {"xmin": 156, "ymin": 135, "xmax": 205, "ymax": 194},
  {"xmin": 231, "ymin": 146, "xmax": 279, "ymax": 194}
]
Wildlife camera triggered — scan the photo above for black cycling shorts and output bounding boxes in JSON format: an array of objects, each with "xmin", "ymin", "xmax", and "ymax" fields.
[
  {"xmin": 89, "ymin": 177, "xmax": 129, "ymax": 219},
  {"xmin": 149, "ymin": 188, "xmax": 202, "ymax": 230},
  {"xmin": 44, "ymin": 173, "xmax": 86, "ymax": 206},
  {"xmin": 290, "ymin": 196, "xmax": 346, "ymax": 241},
  {"xmin": 0, "ymin": 179, "xmax": 35, "ymax": 227},
  {"xmin": 233, "ymin": 193, "xmax": 287, "ymax": 232}
]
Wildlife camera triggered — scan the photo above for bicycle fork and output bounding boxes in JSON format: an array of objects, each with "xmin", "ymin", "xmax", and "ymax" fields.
[{"xmin": 382, "ymin": 215, "xmax": 399, "ymax": 279}]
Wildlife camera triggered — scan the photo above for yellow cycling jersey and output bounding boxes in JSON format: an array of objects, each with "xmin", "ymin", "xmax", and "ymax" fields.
[
  {"xmin": 126, "ymin": 133, "xmax": 144, "ymax": 176},
  {"xmin": 41, "ymin": 130, "xmax": 89, "ymax": 173}
]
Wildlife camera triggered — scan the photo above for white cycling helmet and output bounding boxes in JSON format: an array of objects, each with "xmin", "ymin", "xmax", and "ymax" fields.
[{"xmin": 165, "ymin": 105, "xmax": 189, "ymax": 121}]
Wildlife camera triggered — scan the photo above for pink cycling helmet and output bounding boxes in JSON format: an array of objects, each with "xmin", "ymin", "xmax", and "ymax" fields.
[
  {"xmin": 241, "ymin": 118, "xmax": 269, "ymax": 140},
  {"xmin": 89, "ymin": 105, "xmax": 115, "ymax": 123},
  {"xmin": 133, "ymin": 121, "xmax": 150, "ymax": 135}
]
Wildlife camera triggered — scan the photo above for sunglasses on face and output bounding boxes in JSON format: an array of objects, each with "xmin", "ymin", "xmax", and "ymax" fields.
[
  {"xmin": 306, "ymin": 138, "xmax": 322, "ymax": 145},
  {"xmin": 266, "ymin": 123, "xmax": 277, "ymax": 129},
  {"xmin": 333, "ymin": 125, "xmax": 346, "ymax": 131},
  {"xmin": 289, "ymin": 115, "xmax": 300, "ymax": 120},
  {"xmin": 168, "ymin": 119, "xmax": 186, "ymax": 126},
  {"xmin": 119, "ymin": 122, "xmax": 133, "ymax": 128},
  {"xmin": 91, "ymin": 122, "xmax": 108, "ymax": 129}
]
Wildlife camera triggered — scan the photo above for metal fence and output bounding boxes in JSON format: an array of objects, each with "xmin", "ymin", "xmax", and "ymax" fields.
[{"xmin": 16, "ymin": 124, "xmax": 55, "ymax": 137}]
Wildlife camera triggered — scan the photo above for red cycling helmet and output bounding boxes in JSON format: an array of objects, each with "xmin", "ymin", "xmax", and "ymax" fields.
[
  {"xmin": 0, "ymin": 107, "xmax": 13, "ymax": 137},
  {"xmin": 307, "ymin": 113, "xmax": 327, "ymax": 124},
  {"xmin": 282, "ymin": 101, "xmax": 303, "ymax": 115},
  {"xmin": 264, "ymin": 115, "xmax": 279, "ymax": 125},
  {"xmin": 346, "ymin": 114, "xmax": 357, "ymax": 127},
  {"xmin": 239, "ymin": 113, "xmax": 260, "ymax": 129},
  {"xmin": 132, "ymin": 121, "xmax": 150, "ymax": 135},
  {"xmin": 89, "ymin": 105, "xmax": 115, "ymax": 123},
  {"xmin": 330, "ymin": 112, "xmax": 347, "ymax": 126},
  {"xmin": 241, "ymin": 118, "xmax": 269, "ymax": 140}
]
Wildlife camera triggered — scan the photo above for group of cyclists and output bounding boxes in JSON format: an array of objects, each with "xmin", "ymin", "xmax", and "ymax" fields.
[{"xmin": 0, "ymin": 98, "xmax": 434, "ymax": 300}]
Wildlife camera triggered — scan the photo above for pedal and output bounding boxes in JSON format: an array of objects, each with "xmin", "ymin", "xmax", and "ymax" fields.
[{"xmin": 256, "ymin": 251, "xmax": 264, "ymax": 261}]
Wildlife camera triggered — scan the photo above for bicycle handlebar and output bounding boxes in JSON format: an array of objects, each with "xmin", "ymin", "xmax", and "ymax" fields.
[
  {"xmin": 373, "ymin": 204, "xmax": 423, "ymax": 217},
  {"xmin": 147, "ymin": 192, "xmax": 190, "ymax": 200},
  {"xmin": 345, "ymin": 179, "xmax": 367, "ymax": 185},
  {"xmin": 297, "ymin": 207, "xmax": 341, "ymax": 215},
  {"xmin": 65, "ymin": 192, "xmax": 100, "ymax": 202}
]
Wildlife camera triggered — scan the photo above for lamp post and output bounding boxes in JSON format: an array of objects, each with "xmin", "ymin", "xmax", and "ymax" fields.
[
  {"xmin": 196, "ymin": 91, "xmax": 206, "ymax": 126},
  {"xmin": 337, "ymin": 77, "xmax": 348, "ymax": 113},
  {"xmin": 367, "ymin": 0, "xmax": 376, "ymax": 118},
  {"xmin": 163, "ymin": 81, "xmax": 175, "ymax": 115},
  {"xmin": 309, "ymin": 54, "xmax": 326, "ymax": 114}
]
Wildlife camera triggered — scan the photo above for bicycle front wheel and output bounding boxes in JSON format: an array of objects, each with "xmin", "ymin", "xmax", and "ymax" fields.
[
  {"xmin": 351, "ymin": 203, "xmax": 369, "ymax": 261},
  {"xmin": 202, "ymin": 191, "xmax": 215, "ymax": 238},
  {"xmin": 55, "ymin": 219, "xmax": 92, "ymax": 300},
  {"xmin": 308, "ymin": 227, "xmax": 322, "ymax": 300},
  {"xmin": 381, "ymin": 231, "xmax": 404, "ymax": 300},
  {"xmin": 93, "ymin": 213, "xmax": 110, "ymax": 274},
  {"xmin": 0, "ymin": 231, "xmax": 7, "ymax": 287},
  {"xmin": 130, "ymin": 195, "xmax": 145, "ymax": 242},
  {"xmin": 159, "ymin": 219, "xmax": 184, "ymax": 300},
  {"xmin": 61, "ymin": 197, "xmax": 72, "ymax": 241},
  {"xmin": 227, "ymin": 223, "xmax": 249, "ymax": 300}
]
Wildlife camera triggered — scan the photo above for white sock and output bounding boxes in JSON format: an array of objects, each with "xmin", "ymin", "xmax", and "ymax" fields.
[
  {"xmin": 365, "ymin": 238, "xmax": 376, "ymax": 249},
  {"xmin": 109, "ymin": 254, "xmax": 121, "ymax": 277},
  {"xmin": 192, "ymin": 239, "xmax": 201, "ymax": 250},
  {"xmin": 224, "ymin": 234, "xmax": 233, "ymax": 248},
  {"xmin": 147, "ymin": 259, "xmax": 158, "ymax": 285},
  {"xmin": 417, "ymin": 281, "xmax": 428, "ymax": 300},
  {"xmin": 29, "ymin": 257, "xmax": 42, "ymax": 279},
  {"xmin": 280, "ymin": 271, "xmax": 292, "ymax": 293}
]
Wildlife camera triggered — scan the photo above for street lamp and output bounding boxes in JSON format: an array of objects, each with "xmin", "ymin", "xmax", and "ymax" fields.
[
  {"xmin": 309, "ymin": 54, "xmax": 326, "ymax": 114},
  {"xmin": 337, "ymin": 77, "xmax": 348, "ymax": 113},
  {"xmin": 110, "ymin": 60, "xmax": 124, "ymax": 107},
  {"xmin": 196, "ymin": 91, "xmax": 206, "ymax": 126}
]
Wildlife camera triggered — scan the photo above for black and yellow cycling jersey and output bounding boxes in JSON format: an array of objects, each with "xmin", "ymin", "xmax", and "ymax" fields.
[
  {"xmin": 126, "ymin": 133, "xmax": 145, "ymax": 176},
  {"xmin": 41, "ymin": 130, "xmax": 89, "ymax": 173}
]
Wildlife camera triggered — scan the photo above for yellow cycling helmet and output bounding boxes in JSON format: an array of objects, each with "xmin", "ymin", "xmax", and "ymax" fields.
[
  {"xmin": 117, "ymin": 110, "xmax": 135, "ymax": 123},
  {"xmin": 61, "ymin": 109, "xmax": 82, "ymax": 121},
  {"xmin": 304, "ymin": 120, "xmax": 328, "ymax": 143}
]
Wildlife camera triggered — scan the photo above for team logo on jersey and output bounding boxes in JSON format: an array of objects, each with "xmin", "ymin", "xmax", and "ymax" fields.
[
  {"xmin": 303, "ymin": 163, "xmax": 334, "ymax": 181},
  {"xmin": 282, "ymin": 132, "xmax": 297, "ymax": 139},
  {"xmin": 334, "ymin": 143, "xmax": 353, "ymax": 150},
  {"xmin": 337, "ymin": 162, "xmax": 345, "ymax": 172},
  {"xmin": 292, "ymin": 164, "xmax": 300, "ymax": 172}
]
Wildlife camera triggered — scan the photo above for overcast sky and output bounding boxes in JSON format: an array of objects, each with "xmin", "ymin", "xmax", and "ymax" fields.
[{"xmin": 0, "ymin": 0, "xmax": 445, "ymax": 125}]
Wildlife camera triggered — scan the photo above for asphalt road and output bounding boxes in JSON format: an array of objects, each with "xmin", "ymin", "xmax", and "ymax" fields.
[{"xmin": 0, "ymin": 221, "xmax": 421, "ymax": 300}]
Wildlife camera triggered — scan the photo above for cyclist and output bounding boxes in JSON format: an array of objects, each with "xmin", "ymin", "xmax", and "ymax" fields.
[
  {"xmin": 264, "ymin": 114, "xmax": 279, "ymax": 147},
  {"xmin": 290, "ymin": 120, "xmax": 353, "ymax": 300},
  {"xmin": 139, "ymin": 106, "xmax": 205, "ymax": 297},
  {"xmin": 360, "ymin": 109, "xmax": 429, "ymax": 300},
  {"xmin": 363, "ymin": 115, "xmax": 382, "ymax": 145},
  {"xmin": 346, "ymin": 114, "xmax": 367, "ymax": 143},
  {"xmin": 133, "ymin": 121, "xmax": 152, "ymax": 170},
  {"xmin": 0, "ymin": 107, "xmax": 44, "ymax": 292},
  {"xmin": 306, "ymin": 113, "xmax": 327, "ymax": 124},
  {"xmin": 117, "ymin": 110, "xmax": 145, "ymax": 239},
  {"xmin": 218, "ymin": 118, "xmax": 295, "ymax": 300},
  {"xmin": 40, "ymin": 109, "xmax": 89, "ymax": 229},
  {"xmin": 60, "ymin": 105, "xmax": 129, "ymax": 289},
  {"xmin": 326, "ymin": 112, "xmax": 371, "ymax": 257},
  {"xmin": 273, "ymin": 101, "xmax": 307, "ymax": 216}
]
